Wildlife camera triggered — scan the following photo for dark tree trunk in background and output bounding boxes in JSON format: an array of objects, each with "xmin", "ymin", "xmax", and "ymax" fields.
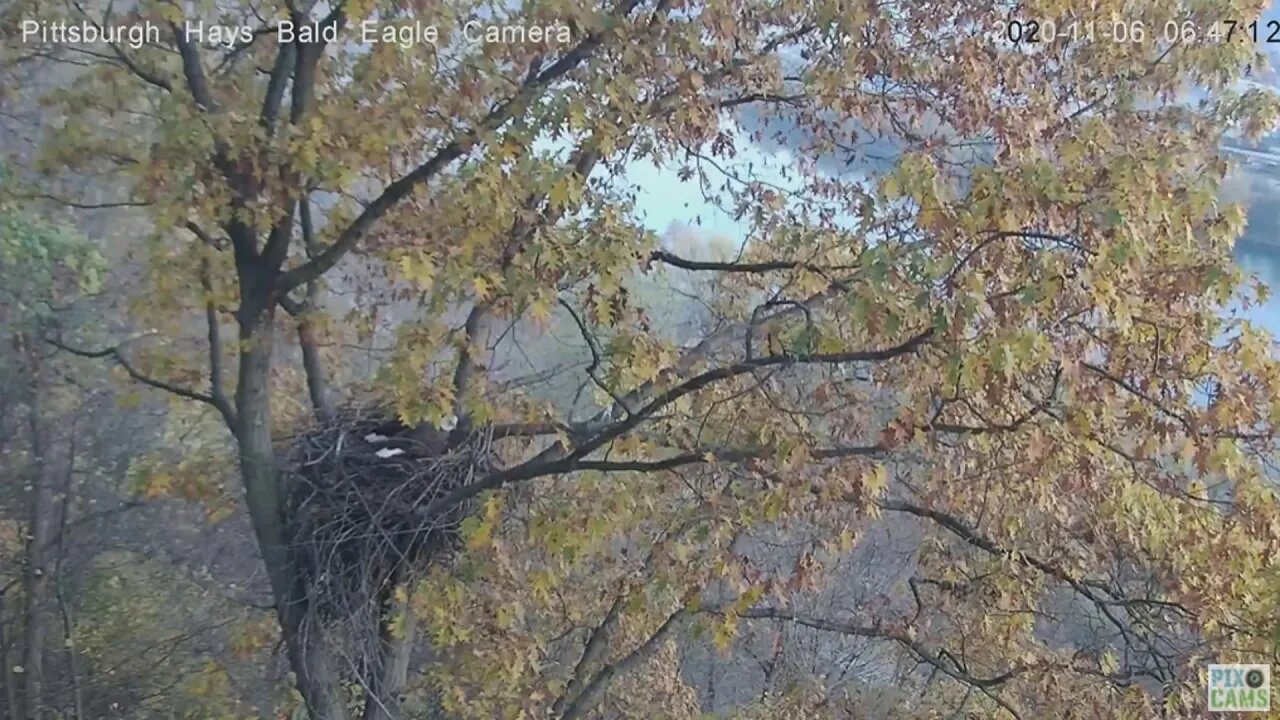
[
  {"xmin": 20, "ymin": 335, "xmax": 54, "ymax": 720},
  {"xmin": 54, "ymin": 432, "xmax": 84, "ymax": 720},
  {"xmin": 1, "ymin": 587, "xmax": 18, "ymax": 720}
]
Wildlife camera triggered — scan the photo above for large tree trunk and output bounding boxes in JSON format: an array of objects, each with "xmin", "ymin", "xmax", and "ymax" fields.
[{"xmin": 234, "ymin": 303, "xmax": 350, "ymax": 720}]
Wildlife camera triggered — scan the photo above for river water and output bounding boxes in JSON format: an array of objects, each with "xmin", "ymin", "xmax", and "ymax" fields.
[{"xmin": 1235, "ymin": 235, "xmax": 1280, "ymax": 336}]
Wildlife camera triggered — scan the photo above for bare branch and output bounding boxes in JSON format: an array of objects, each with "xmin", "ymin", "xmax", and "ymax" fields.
[
  {"xmin": 733, "ymin": 607, "xmax": 1026, "ymax": 718},
  {"xmin": 574, "ymin": 442, "xmax": 884, "ymax": 474},
  {"xmin": 16, "ymin": 193, "xmax": 148, "ymax": 209},
  {"xmin": 558, "ymin": 297, "xmax": 631, "ymax": 416},
  {"xmin": 69, "ymin": 0, "xmax": 171, "ymax": 92},
  {"xmin": 45, "ymin": 335, "xmax": 237, "ymax": 429},
  {"xmin": 104, "ymin": 43, "xmax": 172, "ymax": 92},
  {"xmin": 648, "ymin": 249, "xmax": 858, "ymax": 275},
  {"xmin": 716, "ymin": 92, "xmax": 806, "ymax": 109}
]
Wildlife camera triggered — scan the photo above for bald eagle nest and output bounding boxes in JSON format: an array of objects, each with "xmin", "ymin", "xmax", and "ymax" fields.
[{"xmin": 281, "ymin": 407, "xmax": 494, "ymax": 627}]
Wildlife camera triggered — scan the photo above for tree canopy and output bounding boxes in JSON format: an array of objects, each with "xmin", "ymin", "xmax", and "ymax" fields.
[{"xmin": 5, "ymin": 0, "xmax": 1280, "ymax": 718}]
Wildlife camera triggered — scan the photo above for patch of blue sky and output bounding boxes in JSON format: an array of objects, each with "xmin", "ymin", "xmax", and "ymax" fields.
[{"xmin": 533, "ymin": 111, "xmax": 841, "ymax": 254}]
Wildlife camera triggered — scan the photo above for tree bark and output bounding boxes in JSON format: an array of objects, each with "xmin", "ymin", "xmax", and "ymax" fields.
[
  {"xmin": 233, "ymin": 303, "xmax": 350, "ymax": 720},
  {"xmin": 1, "ymin": 586, "xmax": 18, "ymax": 720},
  {"xmin": 54, "ymin": 434, "xmax": 84, "ymax": 720},
  {"xmin": 297, "ymin": 196, "xmax": 333, "ymax": 421},
  {"xmin": 20, "ymin": 335, "xmax": 54, "ymax": 720},
  {"xmin": 558, "ymin": 609, "xmax": 688, "ymax": 720},
  {"xmin": 297, "ymin": 312, "xmax": 331, "ymax": 420},
  {"xmin": 360, "ymin": 577, "xmax": 417, "ymax": 720}
]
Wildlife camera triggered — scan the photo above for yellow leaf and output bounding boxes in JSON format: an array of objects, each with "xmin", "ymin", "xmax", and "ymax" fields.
[
  {"xmin": 881, "ymin": 176, "xmax": 900, "ymax": 199},
  {"xmin": 864, "ymin": 464, "xmax": 889, "ymax": 497},
  {"xmin": 529, "ymin": 295, "xmax": 553, "ymax": 324},
  {"xmin": 144, "ymin": 472, "xmax": 174, "ymax": 499},
  {"xmin": 548, "ymin": 179, "xmax": 571, "ymax": 209}
]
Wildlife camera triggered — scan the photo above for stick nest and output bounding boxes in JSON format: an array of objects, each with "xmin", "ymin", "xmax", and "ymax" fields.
[{"xmin": 280, "ymin": 406, "xmax": 493, "ymax": 626}]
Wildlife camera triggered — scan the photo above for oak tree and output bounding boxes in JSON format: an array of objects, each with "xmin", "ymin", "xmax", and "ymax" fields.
[{"xmin": 6, "ymin": 0, "xmax": 1280, "ymax": 717}]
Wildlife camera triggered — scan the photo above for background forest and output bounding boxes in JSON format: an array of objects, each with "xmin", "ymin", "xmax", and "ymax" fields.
[{"xmin": 4, "ymin": 0, "xmax": 1280, "ymax": 718}]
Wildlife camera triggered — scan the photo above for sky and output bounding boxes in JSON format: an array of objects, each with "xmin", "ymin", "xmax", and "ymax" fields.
[{"xmin": 618, "ymin": 118, "xmax": 800, "ymax": 246}]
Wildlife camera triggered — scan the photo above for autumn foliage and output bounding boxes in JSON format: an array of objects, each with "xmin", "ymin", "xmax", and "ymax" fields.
[{"xmin": 4, "ymin": 0, "xmax": 1280, "ymax": 718}]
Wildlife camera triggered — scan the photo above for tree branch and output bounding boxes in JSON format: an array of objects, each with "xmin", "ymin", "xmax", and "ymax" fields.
[
  {"xmin": 447, "ymin": 141, "xmax": 603, "ymax": 438},
  {"xmin": 599, "ymin": 268, "xmax": 860, "ymax": 425},
  {"xmin": 716, "ymin": 92, "xmax": 806, "ymax": 109},
  {"xmin": 414, "ymin": 328, "xmax": 931, "ymax": 521},
  {"xmin": 558, "ymin": 608, "xmax": 688, "ymax": 720},
  {"xmin": 275, "ymin": 0, "xmax": 645, "ymax": 293},
  {"xmin": 874, "ymin": 496, "xmax": 1176, "ymax": 667},
  {"xmin": 558, "ymin": 297, "xmax": 631, "ymax": 416},
  {"xmin": 68, "ymin": 1, "xmax": 171, "ymax": 92},
  {"xmin": 733, "ymin": 607, "xmax": 1026, "ymax": 717},
  {"xmin": 550, "ymin": 589, "xmax": 627, "ymax": 718},
  {"xmin": 200, "ymin": 256, "xmax": 235, "ymax": 427},
  {"xmin": 648, "ymin": 249, "xmax": 858, "ymax": 274},
  {"xmin": 574, "ymin": 442, "xmax": 884, "ymax": 474},
  {"xmin": 170, "ymin": 23, "xmax": 217, "ymax": 111},
  {"xmin": 45, "ymin": 335, "xmax": 237, "ymax": 428},
  {"xmin": 295, "ymin": 196, "xmax": 334, "ymax": 419},
  {"xmin": 260, "ymin": 39, "xmax": 296, "ymax": 130}
]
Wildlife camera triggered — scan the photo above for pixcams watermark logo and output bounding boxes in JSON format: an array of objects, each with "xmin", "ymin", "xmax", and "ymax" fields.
[{"xmin": 1208, "ymin": 664, "xmax": 1271, "ymax": 712}]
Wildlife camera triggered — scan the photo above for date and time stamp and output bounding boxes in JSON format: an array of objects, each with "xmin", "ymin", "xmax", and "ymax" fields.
[{"xmin": 1005, "ymin": 17, "xmax": 1280, "ymax": 45}]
